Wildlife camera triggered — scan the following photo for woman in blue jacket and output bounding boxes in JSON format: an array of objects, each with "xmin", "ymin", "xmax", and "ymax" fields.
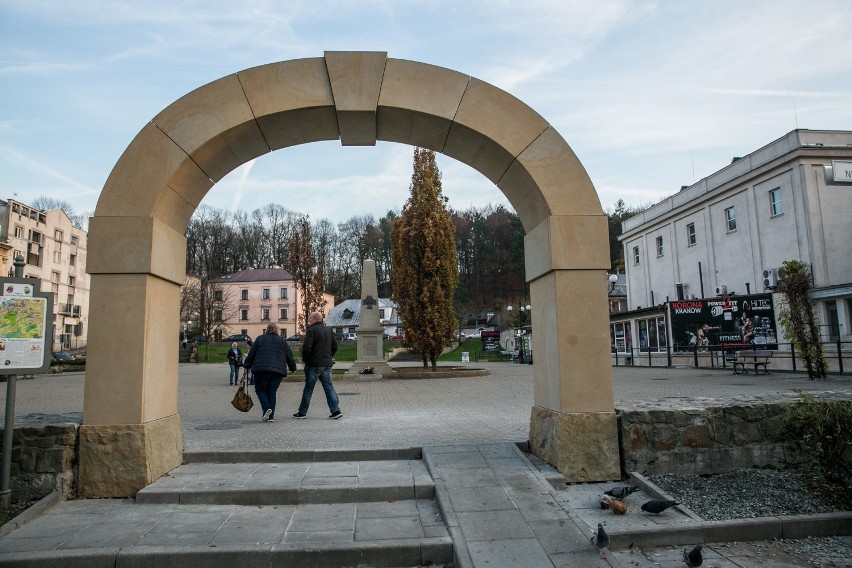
[{"xmin": 242, "ymin": 322, "xmax": 297, "ymax": 422}]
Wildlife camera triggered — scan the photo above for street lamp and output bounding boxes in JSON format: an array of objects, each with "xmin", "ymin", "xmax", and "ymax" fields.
[{"xmin": 608, "ymin": 273, "xmax": 619, "ymax": 294}]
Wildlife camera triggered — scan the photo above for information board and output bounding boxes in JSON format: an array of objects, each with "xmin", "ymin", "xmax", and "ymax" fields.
[{"xmin": 0, "ymin": 278, "xmax": 53, "ymax": 373}]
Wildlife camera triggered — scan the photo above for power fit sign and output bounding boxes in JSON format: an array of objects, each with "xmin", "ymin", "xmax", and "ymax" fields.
[{"xmin": 669, "ymin": 294, "xmax": 778, "ymax": 352}]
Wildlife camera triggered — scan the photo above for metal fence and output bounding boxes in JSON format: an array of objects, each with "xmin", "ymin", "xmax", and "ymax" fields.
[{"xmin": 612, "ymin": 340, "xmax": 851, "ymax": 374}]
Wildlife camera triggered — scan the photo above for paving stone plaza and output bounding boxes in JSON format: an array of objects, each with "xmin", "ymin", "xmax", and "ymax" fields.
[{"xmin": 1, "ymin": 362, "xmax": 850, "ymax": 566}]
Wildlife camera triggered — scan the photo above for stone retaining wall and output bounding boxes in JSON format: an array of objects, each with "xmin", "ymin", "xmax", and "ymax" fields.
[
  {"xmin": 3, "ymin": 424, "xmax": 78, "ymax": 504},
  {"xmin": 619, "ymin": 404, "xmax": 791, "ymax": 475}
]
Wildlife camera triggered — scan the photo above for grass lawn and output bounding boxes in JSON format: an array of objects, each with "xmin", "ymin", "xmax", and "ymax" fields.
[{"xmin": 193, "ymin": 340, "xmax": 401, "ymax": 364}]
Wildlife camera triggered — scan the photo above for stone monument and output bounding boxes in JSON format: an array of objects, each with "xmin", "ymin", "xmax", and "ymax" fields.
[{"xmin": 350, "ymin": 259, "xmax": 394, "ymax": 376}]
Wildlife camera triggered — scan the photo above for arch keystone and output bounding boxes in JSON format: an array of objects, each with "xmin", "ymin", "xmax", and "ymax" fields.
[{"xmin": 324, "ymin": 51, "xmax": 387, "ymax": 145}]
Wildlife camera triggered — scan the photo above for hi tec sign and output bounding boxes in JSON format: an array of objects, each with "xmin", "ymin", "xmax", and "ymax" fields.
[{"xmin": 831, "ymin": 160, "xmax": 852, "ymax": 183}]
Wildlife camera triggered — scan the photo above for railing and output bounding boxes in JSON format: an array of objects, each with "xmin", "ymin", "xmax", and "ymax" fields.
[{"xmin": 612, "ymin": 340, "xmax": 851, "ymax": 375}]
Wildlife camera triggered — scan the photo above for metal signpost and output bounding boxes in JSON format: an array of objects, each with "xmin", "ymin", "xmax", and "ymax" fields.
[{"xmin": 0, "ymin": 255, "xmax": 54, "ymax": 508}]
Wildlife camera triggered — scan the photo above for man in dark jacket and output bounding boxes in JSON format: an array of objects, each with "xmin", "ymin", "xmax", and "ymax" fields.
[
  {"xmin": 293, "ymin": 312, "xmax": 342, "ymax": 419},
  {"xmin": 243, "ymin": 322, "xmax": 297, "ymax": 422}
]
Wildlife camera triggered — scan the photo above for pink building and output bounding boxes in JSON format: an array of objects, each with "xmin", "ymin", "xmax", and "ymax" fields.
[{"xmin": 213, "ymin": 268, "xmax": 334, "ymax": 341}]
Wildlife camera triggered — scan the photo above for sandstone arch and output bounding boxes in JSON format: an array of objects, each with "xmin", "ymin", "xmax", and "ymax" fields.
[{"xmin": 81, "ymin": 52, "xmax": 617, "ymax": 496}]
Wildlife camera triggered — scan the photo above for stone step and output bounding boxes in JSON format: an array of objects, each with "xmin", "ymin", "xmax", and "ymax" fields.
[
  {"xmin": 136, "ymin": 459, "xmax": 435, "ymax": 506},
  {"xmin": 0, "ymin": 499, "xmax": 453, "ymax": 568}
]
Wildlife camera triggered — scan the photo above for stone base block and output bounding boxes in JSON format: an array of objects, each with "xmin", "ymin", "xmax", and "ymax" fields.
[
  {"xmin": 529, "ymin": 406, "xmax": 620, "ymax": 482},
  {"xmin": 79, "ymin": 414, "xmax": 184, "ymax": 498}
]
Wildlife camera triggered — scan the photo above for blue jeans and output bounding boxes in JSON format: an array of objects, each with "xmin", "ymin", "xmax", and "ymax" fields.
[
  {"xmin": 298, "ymin": 366, "xmax": 339, "ymax": 414},
  {"xmin": 252, "ymin": 371, "xmax": 283, "ymax": 419},
  {"xmin": 229, "ymin": 362, "xmax": 241, "ymax": 384}
]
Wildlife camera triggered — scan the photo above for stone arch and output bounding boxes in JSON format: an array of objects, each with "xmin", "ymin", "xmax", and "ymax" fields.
[{"xmin": 80, "ymin": 52, "xmax": 617, "ymax": 497}]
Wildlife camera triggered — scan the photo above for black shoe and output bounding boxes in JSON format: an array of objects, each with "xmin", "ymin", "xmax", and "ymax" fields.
[
  {"xmin": 329, "ymin": 410, "xmax": 343, "ymax": 420},
  {"xmin": 293, "ymin": 412, "xmax": 307, "ymax": 419}
]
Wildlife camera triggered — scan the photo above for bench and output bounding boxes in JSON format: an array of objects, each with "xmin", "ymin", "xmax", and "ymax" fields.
[{"xmin": 732, "ymin": 350, "xmax": 773, "ymax": 375}]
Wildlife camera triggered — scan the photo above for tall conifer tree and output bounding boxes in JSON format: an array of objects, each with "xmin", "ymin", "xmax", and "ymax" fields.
[{"xmin": 391, "ymin": 148, "xmax": 459, "ymax": 369}]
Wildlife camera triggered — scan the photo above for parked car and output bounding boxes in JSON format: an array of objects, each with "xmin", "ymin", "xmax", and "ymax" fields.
[
  {"xmin": 345, "ymin": 333, "xmax": 357, "ymax": 341},
  {"xmin": 225, "ymin": 334, "xmax": 251, "ymax": 343},
  {"xmin": 52, "ymin": 351, "xmax": 75, "ymax": 362},
  {"xmin": 468, "ymin": 330, "xmax": 482, "ymax": 338},
  {"xmin": 285, "ymin": 334, "xmax": 303, "ymax": 342}
]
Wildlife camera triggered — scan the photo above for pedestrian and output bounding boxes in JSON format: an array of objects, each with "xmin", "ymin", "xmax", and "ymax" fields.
[
  {"xmin": 245, "ymin": 338, "xmax": 255, "ymax": 384},
  {"xmin": 293, "ymin": 311, "xmax": 343, "ymax": 419},
  {"xmin": 227, "ymin": 342, "xmax": 243, "ymax": 385},
  {"xmin": 242, "ymin": 322, "xmax": 297, "ymax": 423}
]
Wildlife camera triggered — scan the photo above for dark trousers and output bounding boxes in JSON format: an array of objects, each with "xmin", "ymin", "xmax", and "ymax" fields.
[{"xmin": 252, "ymin": 371, "xmax": 283, "ymax": 419}]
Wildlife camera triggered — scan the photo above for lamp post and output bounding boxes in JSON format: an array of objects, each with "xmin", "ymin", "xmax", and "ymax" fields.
[{"xmin": 608, "ymin": 273, "xmax": 619, "ymax": 294}]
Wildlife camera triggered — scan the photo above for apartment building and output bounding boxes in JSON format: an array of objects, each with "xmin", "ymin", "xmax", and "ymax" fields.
[
  {"xmin": 212, "ymin": 267, "xmax": 334, "ymax": 341},
  {"xmin": 616, "ymin": 129, "xmax": 852, "ymax": 352},
  {"xmin": 0, "ymin": 199, "xmax": 90, "ymax": 351}
]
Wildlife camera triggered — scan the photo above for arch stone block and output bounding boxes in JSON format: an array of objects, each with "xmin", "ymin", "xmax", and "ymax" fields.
[
  {"xmin": 324, "ymin": 51, "xmax": 387, "ymax": 145},
  {"xmin": 238, "ymin": 58, "xmax": 340, "ymax": 149},
  {"xmin": 83, "ymin": 52, "xmax": 620, "ymax": 496},
  {"xmin": 152, "ymin": 74, "xmax": 270, "ymax": 182}
]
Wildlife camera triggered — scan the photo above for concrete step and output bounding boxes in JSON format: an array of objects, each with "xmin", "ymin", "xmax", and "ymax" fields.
[{"xmin": 136, "ymin": 458, "xmax": 435, "ymax": 506}]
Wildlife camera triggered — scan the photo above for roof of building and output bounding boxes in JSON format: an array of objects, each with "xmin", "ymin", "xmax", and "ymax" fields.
[
  {"xmin": 325, "ymin": 298, "xmax": 398, "ymax": 328},
  {"xmin": 212, "ymin": 267, "xmax": 294, "ymax": 283}
]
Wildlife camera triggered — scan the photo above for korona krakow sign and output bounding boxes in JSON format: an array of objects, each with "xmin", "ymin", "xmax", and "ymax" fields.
[{"xmin": 669, "ymin": 294, "xmax": 778, "ymax": 352}]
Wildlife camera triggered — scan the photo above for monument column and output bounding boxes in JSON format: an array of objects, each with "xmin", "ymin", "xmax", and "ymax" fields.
[{"xmin": 350, "ymin": 259, "xmax": 394, "ymax": 376}]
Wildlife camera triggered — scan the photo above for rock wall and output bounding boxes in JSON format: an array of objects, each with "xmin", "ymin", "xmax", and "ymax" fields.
[
  {"xmin": 619, "ymin": 404, "xmax": 791, "ymax": 475},
  {"xmin": 3, "ymin": 424, "xmax": 78, "ymax": 504}
]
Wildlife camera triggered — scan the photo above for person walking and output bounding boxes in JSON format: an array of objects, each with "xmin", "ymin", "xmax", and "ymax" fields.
[
  {"xmin": 293, "ymin": 311, "xmax": 343, "ymax": 419},
  {"xmin": 227, "ymin": 342, "xmax": 243, "ymax": 385},
  {"xmin": 242, "ymin": 322, "xmax": 297, "ymax": 422}
]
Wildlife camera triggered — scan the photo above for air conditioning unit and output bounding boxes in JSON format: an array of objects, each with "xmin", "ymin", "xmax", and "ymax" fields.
[
  {"xmin": 715, "ymin": 285, "xmax": 728, "ymax": 296},
  {"xmin": 762, "ymin": 268, "xmax": 778, "ymax": 289}
]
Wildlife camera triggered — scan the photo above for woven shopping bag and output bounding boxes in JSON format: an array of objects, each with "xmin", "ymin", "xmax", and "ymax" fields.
[{"xmin": 231, "ymin": 379, "xmax": 254, "ymax": 412}]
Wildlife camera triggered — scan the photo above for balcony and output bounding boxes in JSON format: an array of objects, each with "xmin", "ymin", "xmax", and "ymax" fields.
[{"xmin": 58, "ymin": 304, "xmax": 81, "ymax": 316}]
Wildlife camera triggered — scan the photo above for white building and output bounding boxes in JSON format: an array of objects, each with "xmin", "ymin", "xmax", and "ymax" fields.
[
  {"xmin": 618, "ymin": 129, "xmax": 852, "ymax": 347},
  {"xmin": 325, "ymin": 298, "xmax": 401, "ymax": 338},
  {"xmin": 0, "ymin": 199, "xmax": 90, "ymax": 351}
]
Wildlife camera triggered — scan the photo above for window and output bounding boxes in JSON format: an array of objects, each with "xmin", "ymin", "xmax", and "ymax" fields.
[
  {"xmin": 638, "ymin": 316, "xmax": 667, "ymax": 352},
  {"xmin": 379, "ymin": 308, "xmax": 386, "ymax": 319},
  {"xmin": 261, "ymin": 308, "xmax": 270, "ymax": 320},
  {"xmin": 70, "ymin": 235, "xmax": 78, "ymax": 246},
  {"xmin": 241, "ymin": 289, "xmax": 249, "ymax": 301},
  {"xmin": 279, "ymin": 287, "xmax": 288, "ymax": 299},
  {"xmin": 28, "ymin": 230, "xmax": 42, "ymax": 244},
  {"xmin": 240, "ymin": 309, "xmax": 248, "ymax": 321},
  {"xmin": 279, "ymin": 308, "xmax": 288, "ymax": 320},
  {"xmin": 770, "ymin": 188, "xmax": 783, "ymax": 216},
  {"xmin": 725, "ymin": 207, "xmax": 736, "ymax": 232},
  {"xmin": 632, "ymin": 246, "xmax": 640, "ymax": 265},
  {"xmin": 68, "ymin": 276, "xmax": 76, "ymax": 286},
  {"xmin": 13, "ymin": 226, "xmax": 23, "ymax": 239},
  {"xmin": 51, "ymin": 271, "xmax": 60, "ymax": 283},
  {"xmin": 656, "ymin": 236, "xmax": 664, "ymax": 257},
  {"xmin": 213, "ymin": 290, "xmax": 223, "ymax": 301},
  {"xmin": 53, "ymin": 251, "xmax": 61, "ymax": 263},
  {"xmin": 54, "ymin": 230, "xmax": 63, "ymax": 241},
  {"xmin": 69, "ymin": 254, "xmax": 76, "ymax": 267},
  {"xmin": 610, "ymin": 322, "xmax": 632, "ymax": 353},
  {"xmin": 214, "ymin": 309, "xmax": 222, "ymax": 321},
  {"xmin": 262, "ymin": 288, "xmax": 270, "ymax": 300},
  {"xmin": 686, "ymin": 223, "xmax": 696, "ymax": 246}
]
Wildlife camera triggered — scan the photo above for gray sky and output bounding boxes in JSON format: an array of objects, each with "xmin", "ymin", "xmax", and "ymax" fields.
[{"xmin": 2, "ymin": 0, "xmax": 851, "ymax": 223}]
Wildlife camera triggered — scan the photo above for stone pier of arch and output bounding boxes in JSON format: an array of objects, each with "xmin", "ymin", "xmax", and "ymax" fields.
[{"xmin": 80, "ymin": 51, "xmax": 619, "ymax": 497}]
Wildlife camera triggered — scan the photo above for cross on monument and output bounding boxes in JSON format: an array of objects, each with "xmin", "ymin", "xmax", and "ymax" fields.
[{"xmin": 362, "ymin": 295, "xmax": 376, "ymax": 309}]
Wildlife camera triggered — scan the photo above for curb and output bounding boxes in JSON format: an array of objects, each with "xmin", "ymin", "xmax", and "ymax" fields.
[
  {"xmin": 183, "ymin": 447, "xmax": 422, "ymax": 464},
  {"xmin": 0, "ymin": 490, "xmax": 62, "ymax": 539}
]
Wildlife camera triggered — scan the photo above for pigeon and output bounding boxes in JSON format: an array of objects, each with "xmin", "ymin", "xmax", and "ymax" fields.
[
  {"xmin": 641, "ymin": 499, "xmax": 679, "ymax": 514},
  {"xmin": 604, "ymin": 485, "xmax": 639, "ymax": 499},
  {"xmin": 682, "ymin": 544, "xmax": 703, "ymax": 567},
  {"xmin": 601, "ymin": 495, "xmax": 628, "ymax": 514},
  {"xmin": 590, "ymin": 522, "xmax": 609, "ymax": 558}
]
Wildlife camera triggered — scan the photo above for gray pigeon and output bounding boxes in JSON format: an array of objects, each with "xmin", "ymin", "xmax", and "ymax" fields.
[
  {"xmin": 605, "ymin": 485, "xmax": 639, "ymax": 499},
  {"xmin": 683, "ymin": 544, "xmax": 703, "ymax": 567},
  {"xmin": 641, "ymin": 499, "xmax": 679, "ymax": 514},
  {"xmin": 590, "ymin": 522, "xmax": 609, "ymax": 558}
]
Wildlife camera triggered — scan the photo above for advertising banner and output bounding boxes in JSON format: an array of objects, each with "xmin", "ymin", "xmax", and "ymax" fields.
[
  {"xmin": 669, "ymin": 294, "xmax": 778, "ymax": 353},
  {"xmin": 481, "ymin": 330, "xmax": 501, "ymax": 351}
]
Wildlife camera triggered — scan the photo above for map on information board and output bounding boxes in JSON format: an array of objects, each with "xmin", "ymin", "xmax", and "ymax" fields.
[{"xmin": 0, "ymin": 295, "xmax": 48, "ymax": 369}]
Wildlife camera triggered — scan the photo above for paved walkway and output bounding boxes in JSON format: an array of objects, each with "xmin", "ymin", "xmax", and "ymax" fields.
[{"xmin": 1, "ymin": 363, "xmax": 850, "ymax": 567}]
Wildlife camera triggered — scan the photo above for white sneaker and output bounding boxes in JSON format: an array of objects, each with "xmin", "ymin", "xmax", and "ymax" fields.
[{"xmin": 263, "ymin": 409, "xmax": 272, "ymax": 422}]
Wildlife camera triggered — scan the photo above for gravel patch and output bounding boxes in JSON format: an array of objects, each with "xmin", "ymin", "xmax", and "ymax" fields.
[
  {"xmin": 648, "ymin": 468, "xmax": 843, "ymax": 520},
  {"xmin": 647, "ymin": 468, "xmax": 852, "ymax": 566}
]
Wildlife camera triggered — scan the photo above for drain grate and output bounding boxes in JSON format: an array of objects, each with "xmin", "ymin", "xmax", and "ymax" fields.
[{"xmin": 195, "ymin": 423, "xmax": 242, "ymax": 430}]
